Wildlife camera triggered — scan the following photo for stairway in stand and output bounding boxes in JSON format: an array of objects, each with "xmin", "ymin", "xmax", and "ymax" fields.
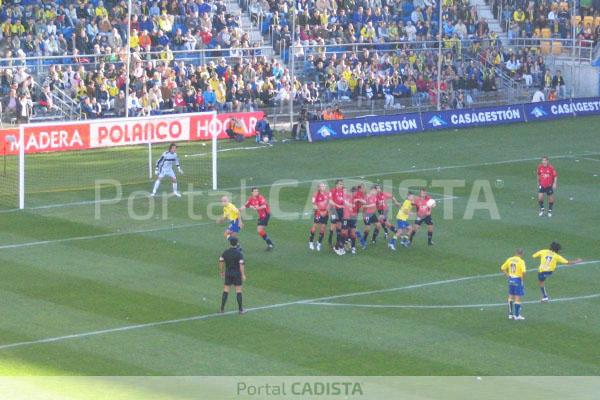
[{"xmin": 471, "ymin": 0, "xmax": 509, "ymax": 45}]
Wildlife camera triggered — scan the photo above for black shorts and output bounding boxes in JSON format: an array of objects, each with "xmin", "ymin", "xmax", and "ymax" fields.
[
  {"xmin": 538, "ymin": 185, "xmax": 554, "ymax": 195},
  {"xmin": 342, "ymin": 218, "xmax": 357, "ymax": 230},
  {"xmin": 363, "ymin": 214, "xmax": 378, "ymax": 225},
  {"xmin": 225, "ymin": 272, "xmax": 242, "ymax": 286},
  {"xmin": 330, "ymin": 207, "xmax": 344, "ymax": 223},
  {"xmin": 415, "ymin": 215, "xmax": 433, "ymax": 226},
  {"xmin": 313, "ymin": 214, "xmax": 328, "ymax": 224},
  {"xmin": 257, "ymin": 213, "xmax": 270, "ymax": 226},
  {"xmin": 377, "ymin": 209, "xmax": 388, "ymax": 220}
]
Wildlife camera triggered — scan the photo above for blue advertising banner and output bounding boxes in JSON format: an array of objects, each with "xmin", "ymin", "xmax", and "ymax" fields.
[
  {"xmin": 308, "ymin": 113, "xmax": 422, "ymax": 142},
  {"xmin": 523, "ymin": 99, "xmax": 574, "ymax": 121},
  {"xmin": 568, "ymin": 97, "xmax": 600, "ymax": 116},
  {"xmin": 422, "ymin": 104, "xmax": 526, "ymax": 130},
  {"xmin": 307, "ymin": 97, "xmax": 600, "ymax": 143}
]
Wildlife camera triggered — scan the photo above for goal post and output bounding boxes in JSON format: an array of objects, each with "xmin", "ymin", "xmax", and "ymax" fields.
[
  {"xmin": 16, "ymin": 111, "xmax": 220, "ymax": 209},
  {"xmin": 19, "ymin": 125, "xmax": 24, "ymax": 210}
]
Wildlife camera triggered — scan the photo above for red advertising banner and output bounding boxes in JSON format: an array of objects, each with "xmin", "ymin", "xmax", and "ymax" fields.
[
  {"xmin": 0, "ymin": 111, "xmax": 263, "ymax": 155},
  {"xmin": 0, "ymin": 129, "xmax": 20, "ymax": 155},
  {"xmin": 88, "ymin": 113, "xmax": 207, "ymax": 148},
  {"xmin": 1, "ymin": 125, "xmax": 90, "ymax": 155},
  {"xmin": 189, "ymin": 111, "xmax": 265, "ymax": 140}
]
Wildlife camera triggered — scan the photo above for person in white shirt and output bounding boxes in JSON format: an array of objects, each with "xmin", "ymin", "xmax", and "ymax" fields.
[
  {"xmin": 532, "ymin": 89, "xmax": 545, "ymax": 102},
  {"xmin": 506, "ymin": 56, "xmax": 520, "ymax": 75},
  {"xmin": 406, "ymin": 21, "xmax": 417, "ymax": 41}
]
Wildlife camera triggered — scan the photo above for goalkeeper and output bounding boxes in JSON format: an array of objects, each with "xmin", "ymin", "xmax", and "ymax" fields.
[{"xmin": 151, "ymin": 143, "xmax": 183, "ymax": 197}]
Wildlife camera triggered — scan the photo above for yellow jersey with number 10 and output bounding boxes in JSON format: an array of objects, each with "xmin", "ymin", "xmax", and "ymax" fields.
[
  {"xmin": 501, "ymin": 256, "xmax": 526, "ymax": 279},
  {"xmin": 533, "ymin": 249, "xmax": 568, "ymax": 272}
]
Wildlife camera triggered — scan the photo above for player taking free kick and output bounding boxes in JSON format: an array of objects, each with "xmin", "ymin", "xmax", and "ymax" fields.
[{"xmin": 533, "ymin": 242, "xmax": 582, "ymax": 302}]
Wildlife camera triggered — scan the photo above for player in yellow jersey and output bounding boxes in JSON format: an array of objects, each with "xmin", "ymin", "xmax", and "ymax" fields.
[
  {"xmin": 533, "ymin": 242, "xmax": 582, "ymax": 302},
  {"xmin": 500, "ymin": 249, "xmax": 527, "ymax": 320},
  {"xmin": 217, "ymin": 196, "xmax": 243, "ymax": 240},
  {"xmin": 388, "ymin": 192, "xmax": 415, "ymax": 250}
]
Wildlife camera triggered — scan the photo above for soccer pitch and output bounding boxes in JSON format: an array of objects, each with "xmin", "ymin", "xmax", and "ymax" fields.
[{"xmin": 0, "ymin": 117, "xmax": 599, "ymax": 377}]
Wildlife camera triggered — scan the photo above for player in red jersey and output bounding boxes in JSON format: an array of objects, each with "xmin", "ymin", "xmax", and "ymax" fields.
[
  {"xmin": 240, "ymin": 187, "xmax": 274, "ymax": 251},
  {"xmin": 375, "ymin": 184, "xmax": 397, "ymax": 240},
  {"xmin": 309, "ymin": 182, "xmax": 329, "ymax": 251},
  {"xmin": 360, "ymin": 186, "xmax": 381, "ymax": 249},
  {"xmin": 328, "ymin": 179, "xmax": 346, "ymax": 250},
  {"xmin": 409, "ymin": 188, "xmax": 435, "ymax": 246},
  {"xmin": 537, "ymin": 156, "xmax": 557, "ymax": 217},
  {"xmin": 345, "ymin": 185, "xmax": 366, "ymax": 254}
]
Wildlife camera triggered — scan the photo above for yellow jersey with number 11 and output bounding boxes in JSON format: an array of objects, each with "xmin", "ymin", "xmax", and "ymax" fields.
[{"xmin": 533, "ymin": 249, "xmax": 568, "ymax": 272}]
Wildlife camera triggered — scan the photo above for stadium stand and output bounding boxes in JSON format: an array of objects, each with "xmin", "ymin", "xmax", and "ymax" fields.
[{"xmin": 0, "ymin": 0, "xmax": 595, "ymax": 126}]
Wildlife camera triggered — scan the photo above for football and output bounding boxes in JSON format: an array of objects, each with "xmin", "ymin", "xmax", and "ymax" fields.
[
  {"xmin": 426, "ymin": 198, "xmax": 437, "ymax": 208},
  {"xmin": 262, "ymin": 136, "xmax": 270, "ymax": 143}
]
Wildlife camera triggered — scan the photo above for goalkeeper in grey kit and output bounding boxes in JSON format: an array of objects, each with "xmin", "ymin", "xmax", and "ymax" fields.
[{"xmin": 151, "ymin": 143, "xmax": 183, "ymax": 197}]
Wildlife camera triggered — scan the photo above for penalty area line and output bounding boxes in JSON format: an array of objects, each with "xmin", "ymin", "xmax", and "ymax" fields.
[
  {"xmin": 0, "ymin": 222, "xmax": 213, "ymax": 250},
  {"xmin": 0, "ymin": 260, "xmax": 597, "ymax": 351},
  {"xmin": 304, "ymin": 293, "xmax": 600, "ymax": 310}
]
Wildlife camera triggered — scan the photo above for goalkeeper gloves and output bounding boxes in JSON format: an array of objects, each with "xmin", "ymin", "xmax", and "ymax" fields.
[
  {"xmin": 178, "ymin": 167, "xmax": 184, "ymax": 174},
  {"xmin": 154, "ymin": 168, "xmax": 159, "ymax": 176}
]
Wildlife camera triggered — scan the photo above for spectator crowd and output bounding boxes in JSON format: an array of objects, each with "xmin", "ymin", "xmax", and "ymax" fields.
[
  {"xmin": 0, "ymin": 0, "xmax": 580, "ymax": 123},
  {"xmin": 491, "ymin": 0, "xmax": 600, "ymax": 44}
]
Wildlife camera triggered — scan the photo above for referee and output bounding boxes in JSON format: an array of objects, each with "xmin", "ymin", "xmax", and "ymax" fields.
[{"xmin": 219, "ymin": 238, "xmax": 246, "ymax": 314}]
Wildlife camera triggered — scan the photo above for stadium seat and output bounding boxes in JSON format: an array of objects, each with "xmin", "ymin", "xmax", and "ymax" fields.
[
  {"xmin": 552, "ymin": 41, "xmax": 562, "ymax": 56},
  {"xmin": 571, "ymin": 16, "xmax": 581, "ymax": 27},
  {"xmin": 595, "ymin": 17, "xmax": 600, "ymax": 27},
  {"xmin": 540, "ymin": 41, "xmax": 551, "ymax": 55},
  {"xmin": 583, "ymin": 16, "xmax": 594, "ymax": 27},
  {"xmin": 541, "ymin": 28, "xmax": 551, "ymax": 38}
]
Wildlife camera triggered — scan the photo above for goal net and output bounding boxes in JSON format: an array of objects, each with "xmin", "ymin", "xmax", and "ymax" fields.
[
  {"xmin": 3, "ymin": 110, "xmax": 265, "ymax": 210},
  {"xmin": 13, "ymin": 112, "xmax": 221, "ymax": 210}
]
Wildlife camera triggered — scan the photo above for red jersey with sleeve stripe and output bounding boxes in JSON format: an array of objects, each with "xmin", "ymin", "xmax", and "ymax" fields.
[
  {"xmin": 312, "ymin": 190, "xmax": 329, "ymax": 216},
  {"xmin": 329, "ymin": 188, "xmax": 345, "ymax": 208},
  {"xmin": 413, "ymin": 196, "xmax": 432, "ymax": 218},
  {"xmin": 364, "ymin": 194, "xmax": 378, "ymax": 214},
  {"xmin": 376, "ymin": 191, "xmax": 392, "ymax": 211},
  {"xmin": 352, "ymin": 190, "xmax": 366, "ymax": 215},
  {"xmin": 537, "ymin": 164, "xmax": 557, "ymax": 187},
  {"xmin": 245, "ymin": 195, "xmax": 270, "ymax": 219}
]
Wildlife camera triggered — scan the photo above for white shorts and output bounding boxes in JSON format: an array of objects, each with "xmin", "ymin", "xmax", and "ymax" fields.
[{"xmin": 159, "ymin": 170, "xmax": 176, "ymax": 179}]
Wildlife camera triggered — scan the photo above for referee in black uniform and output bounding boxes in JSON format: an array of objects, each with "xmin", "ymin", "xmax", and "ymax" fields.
[{"xmin": 219, "ymin": 238, "xmax": 246, "ymax": 314}]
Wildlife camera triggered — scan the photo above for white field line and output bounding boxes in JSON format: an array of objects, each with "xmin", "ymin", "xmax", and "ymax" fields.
[
  {"xmin": 3, "ymin": 152, "xmax": 597, "ymax": 214},
  {"xmin": 216, "ymin": 152, "xmax": 598, "ymax": 192},
  {"xmin": 185, "ymin": 145, "xmax": 269, "ymax": 157},
  {"xmin": 0, "ymin": 260, "xmax": 597, "ymax": 352},
  {"xmin": 581, "ymin": 157, "xmax": 600, "ymax": 162},
  {"xmin": 0, "ymin": 222, "xmax": 212, "ymax": 250},
  {"xmin": 306, "ymin": 293, "xmax": 600, "ymax": 310}
]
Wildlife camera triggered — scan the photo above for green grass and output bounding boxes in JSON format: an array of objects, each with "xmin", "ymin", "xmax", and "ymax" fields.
[{"xmin": 0, "ymin": 117, "xmax": 599, "ymax": 376}]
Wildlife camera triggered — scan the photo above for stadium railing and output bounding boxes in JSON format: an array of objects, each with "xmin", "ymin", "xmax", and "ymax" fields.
[{"xmin": 1, "ymin": 39, "xmax": 594, "ymax": 129}]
